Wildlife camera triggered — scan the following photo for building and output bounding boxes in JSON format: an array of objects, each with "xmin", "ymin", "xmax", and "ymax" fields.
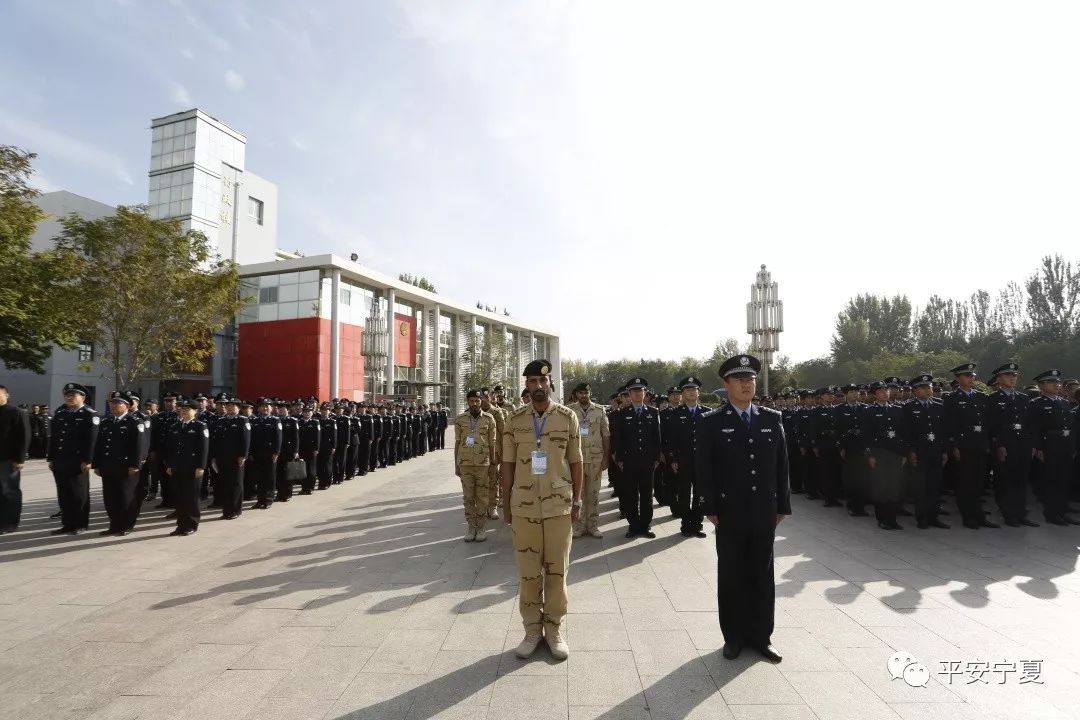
[
  {"xmin": 0, "ymin": 108, "xmax": 559, "ymax": 412},
  {"xmin": 235, "ymin": 254, "xmax": 561, "ymax": 414}
]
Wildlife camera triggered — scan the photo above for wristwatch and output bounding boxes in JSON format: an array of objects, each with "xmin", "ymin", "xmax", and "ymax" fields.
[{"xmin": 572, "ymin": 499, "xmax": 583, "ymax": 508}]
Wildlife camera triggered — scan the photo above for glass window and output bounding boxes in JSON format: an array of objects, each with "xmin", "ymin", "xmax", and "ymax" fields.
[
  {"xmin": 278, "ymin": 284, "xmax": 298, "ymax": 303},
  {"xmin": 77, "ymin": 341, "xmax": 94, "ymax": 362},
  {"xmin": 259, "ymin": 286, "xmax": 278, "ymax": 304},
  {"xmin": 164, "ymin": 122, "xmax": 175, "ymax": 139},
  {"xmin": 277, "ymin": 302, "xmax": 299, "ymax": 320},
  {"xmin": 257, "ymin": 304, "xmax": 279, "ymax": 322},
  {"xmin": 298, "ymin": 270, "xmax": 319, "ymax": 283},
  {"xmin": 340, "ymin": 289, "xmax": 351, "ymax": 306},
  {"xmin": 152, "ymin": 126, "xmax": 164, "ymax": 141},
  {"xmin": 248, "ymin": 197, "xmax": 264, "ymax": 225},
  {"xmin": 297, "ymin": 281, "xmax": 318, "ymax": 301},
  {"xmin": 277, "ymin": 272, "xmax": 298, "ymax": 285},
  {"xmin": 261, "ymin": 274, "xmax": 279, "ymax": 287}
]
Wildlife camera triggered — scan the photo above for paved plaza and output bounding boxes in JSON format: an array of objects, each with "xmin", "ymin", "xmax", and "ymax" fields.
[{"xmin": 2, "ymin": 452, "xmax": 1080, "ymax": 720}]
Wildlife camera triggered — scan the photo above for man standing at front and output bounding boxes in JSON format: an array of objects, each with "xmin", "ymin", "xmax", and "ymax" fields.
[
  {"xmin": 47, "ymin": 383, "xmax": 99, "ymax": 535},
  {"xmin": 697, "ymin": 354, "xmax": 790, "ymax": 663},
  {"xmin": 455, "ymin": 390, "xmax": 497, "ymax": 542},
  {"xmin": 611, "ymin": 377, "xmax": 662, "ymax": 538},
  {"xmin": 502, "ymin": 359, "xmax": 582, "ymax": 661},
  {"xmin": 570, "ymin": 382, "xmax": 609, "ymax": 539}
]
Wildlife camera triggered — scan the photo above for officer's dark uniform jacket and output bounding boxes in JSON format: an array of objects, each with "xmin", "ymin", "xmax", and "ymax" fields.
[
  {"xmin": 666, "ymin": 404, "xmax": 706, "ymax": 467},
  {"xmin": 944, "ymin": 390, "xmax": 989, "ymax": 453},
  {"xmin": 1025, "ymin": 394, "xmax": 1072, "ymax": 455},
  {"xmin": 149, "ymin": 409, "xmax": 178, "ymax": 456},
  {"xmin": 92, "ymin": 412, "xmax": 146, "ymax": 471},
  {"xmin": 809, "ymin": 404, "xmax": 839, "ymax": 452},
  {"xmin": 988, "ymin": 390, "xmax": 1032, "ymax": 453},
  {"xmin": 210, "ymin": 416, "xmax": 251, "ymax": 461},
  {"xmin": 319, "ymin": 415, "xmax": 338, "ymax": 453},
  {"xmin": 47, "ymin": 405, "xmax": 99, "ymax": 467},
  {"xmin": 902, "ymin": 399, "xmax": 946, "ymax": 458},
  {"xmin": 166, "ymin": 419, "xmax": 209, "ymax": 471},
  {"xmin": 611, "ymin": 404, "xmax": 662, "ymax": 467},
  {"xmin": 696, "ymin": 403, "xmax": 791, "ymax": 526},
  {"xmin": 280, "ymin": 414, "xmax": 300, "ymax": 460},
  {"xmin": 299, "ymin": 416, "xmax": 321, "ymax": 454},
  {"xmin": 836, "ymin": 403, "xmax": 865, "ymax": 455},
  {"xmin": 250, "ymin": 415, "xmax": 283, "ymax": 460}
]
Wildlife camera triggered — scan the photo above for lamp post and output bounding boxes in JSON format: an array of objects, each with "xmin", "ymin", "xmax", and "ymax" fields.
[{"xmin": 746, "ymin": 264, "xmax": 784, "ymax": 397}]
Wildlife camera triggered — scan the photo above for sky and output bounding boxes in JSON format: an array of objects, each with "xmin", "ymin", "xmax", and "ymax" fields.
[{"xmin": 2, "ymin": 0, "xmax": 1078, "ymax": 365}]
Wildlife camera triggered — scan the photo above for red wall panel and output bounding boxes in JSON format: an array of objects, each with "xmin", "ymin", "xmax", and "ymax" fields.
[
  {"xmin": 237, "ymin": 317, "xmax": 366, "ymax": 402},
  {"xmin": 394, "ymin": 313, "xmax": 416, "ymax": 368}
]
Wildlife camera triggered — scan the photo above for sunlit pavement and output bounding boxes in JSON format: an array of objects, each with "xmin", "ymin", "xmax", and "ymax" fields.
[{"xmin": 2, "ymin": 453, "xmax": 1079, "ymax": 720}]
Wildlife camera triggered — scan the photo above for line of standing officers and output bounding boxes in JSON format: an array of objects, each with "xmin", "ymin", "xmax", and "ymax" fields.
[
  {"xmin": 776, "ymin": 362, "xmax": 1080, "ymax": 530},
  {"xmin": 15, "ymin": 381, "xmax": 451, "ymax": 538}
]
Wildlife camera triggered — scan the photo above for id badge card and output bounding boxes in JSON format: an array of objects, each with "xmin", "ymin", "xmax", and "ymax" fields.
[
  {"xmin": 531, "ymin": 450, "xmax": 548, "ymax": 475},
  {"xmin": 580, "ymin": 426, "xmax": 590, "ymax": 438},
  {"xmin": 465, "ymin": 435, "xmax": 476, "ymax": 447}
]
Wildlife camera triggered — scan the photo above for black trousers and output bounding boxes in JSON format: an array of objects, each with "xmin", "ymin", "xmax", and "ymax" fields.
[
  {"xmin": 301, "ymin": 452, "xmax": 318, "ymax": 492},
  {"xmin": 368, "ymin": 440, "xmax": 379, "ymax": 472},
  {"xmin": 52, "ymin": 461, "xmax": 90, "ymax": 530},
  {"xmin": 620, "ymin": 462, "xmax": 654, "ymax": 532},
  {"xmin": 715, "ymin": 522, "xmax": 775, "ymax": 648},
  {"xmin": 910, "ymin": 452, "xmax": 944, "ymax": 526},
  {"xmin": 346, "ymin": 441, "xmax": 359, "ymax": 478},
  {"xmin": 275, "ymin": 457, "xmax": 295, "ymax": 501},
  {"xmin": 816, "ymin": 448, "xmax": 842, "ymax": 503},
  {"xmin": 317, "ymin": 451, "xmax": 334, "ymax": 489},
  {"xmin": 250, "ymin": 456, "xmax": 276, "ymax": 503},
  {"xmin": 101, "ymin": 469, "xmax": 138, "ymax": 533},
  {"xmin": 841, "ymin": 450, "xmax": 866, "ymax": 513},
  {"xmin": 355, "ymin": 440, "xmax": 370, "ymax": 476},
  {"xmin": 151, "ymin": 453, "xmax": 171, "ymax": 505},
  {"xmin": 0, "ymin": 461, "xmax": 22, "ymax": 529},
  {"xmin": 787, "ymin": 442, "xmax": 803, "ymax": 493},
  {"xmin": 993, "ymin": 447, "xmax": 1031, "ymax": 522},
  {"xmin": 800, "ymin": 449, "xmax": 819, "ymax": 497},
  {"xmin": 333, "ymin": 445, "xmax": 348, "ymax": 484},
  {"xmin": 954, "ymin": 448, "xmax": 986, "ymax": 525},
  {"xmin": 215, "ymin": 460, "xmax": 244, "ymax": 517},
  {"xmin": 135, "ymin": 461, "xmax": 151, "ymax": 501},
  {"xmin": 172, "ymin": 468, "xmax": 201, "ymax": 532},
  {"xmin": 673, "ymin": 464, "xmax": 703, "ymax": 532},
  {"xmin": 1040, "ymin": 446, "xmax": 1074, "ymax": 521}
]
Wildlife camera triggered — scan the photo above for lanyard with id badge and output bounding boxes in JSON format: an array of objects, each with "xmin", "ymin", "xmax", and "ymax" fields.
[
  {"xmin": 531, "ymin": 412, "xmax": 548, "ymax": 475},
  {"xmin": 579, "ymin": 408, "xmax": 590, "ymax": 438},
  {"xmin": 465, "ymin": 416, "xmax": 478, "ymax": 447}
]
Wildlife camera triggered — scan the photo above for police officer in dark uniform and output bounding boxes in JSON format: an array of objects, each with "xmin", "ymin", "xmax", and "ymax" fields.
[
  {"xmin": 47, "ymin": 382, "xmax": 99, "ymax": 535},
  {"xmin": 836, "ymin": 384, "xmax": 868, "ymax": 516},
  {"xmin": 92, "ymin": 391, "xmax": 146, "ymax": 536},
  {"xmin": 125, "ymin": 392, "xmax": 152, "ymax": 524},
  {"xmin": 275, "ymin": 400, "xmax": 301, "ymax": 503},
  {"xmin": 863, "ymin": 381, "xmax": 907, "ymax": 530},
  {"xmin": 611, "ymin": 377, "xmax": 663, "ymax": 538},
  {"xmin": 943, "ymin": 362, "xmax": 999, "ymax": 529},
  {"xmin": 902, "ymin": 374, "xmax": 949, "ymax": 529},
  {"xmin": 696, "ymin": 354, "xmax": 789, "ymax": 663},
  {"xmin": 809, "ymin": 387, "xmax": 842, "ymax": 507},
  {"xmin": 332, "ymin": 403, "xmax": 350, "ymax": 483},
  {"xmin": 148, "ymin": 393, "xmax": 179, "ymax": 505},
  {"xmin": 297, "ymin": 401, "xmax": 321, "ymax": 494},
  {"xmin": 210, "ymin": 397, "xmax": 250, "ymax": 520},
  {"xmin": 987, "ymin": 363, "xmax": 1039, "ymax": 527},
  {"xmin": 666, "ymin": 377, "xmax": 708, "ymax": 538},
  {"xmin": 369, "ymin": 404, "xmax": 382, "ymax": 472},
  {"xmin": 1027, "ymin": 369, "xmax": 1079, "ymax": 525},
  {"xmin": 345, "ymin": 403, "xmax": 361, "ymax": 478},
  {"xmin": 377, "ymin": 405, "xmax": 390, "ymax": 467},
  {"xmin": 317, "ymin": 402, "xmax": 338, "ymax": 489},
  {"xmin": 356, "ymin": 404, "xmax": 373, "ymax": 476},
  {"xmin": 249, "ymin": 398, "xmax": 282, "ymax": 508},
  {"xmin": 794, "ymin": 391, "xmax": 817, "ymax": 499},
  {"xmin": 657, "ymin": 386, "xmax": 682, "ymax": 513},
  {"xmin": 165, "ymin": 398, "xmax": 208, "ymax": 536}
]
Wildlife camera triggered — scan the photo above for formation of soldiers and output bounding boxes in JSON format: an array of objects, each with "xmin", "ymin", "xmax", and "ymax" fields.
[
  {"xmin": 6, "ymin": 383, "xmax": 451, "ymax": 537},
  {"xmin": 769, "ymin": 363, "xmax": 1080, "ymax": 530}
]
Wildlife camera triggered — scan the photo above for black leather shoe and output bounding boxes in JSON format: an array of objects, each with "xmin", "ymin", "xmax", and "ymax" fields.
[
  {"xmin": 642, "ymin": 530, "xmax": 657, "ymax": 539},
  {"xmin": 298, "ymin": 489, "xmax": 312, "ymax": 495},
  {"xmin": 99, "ymin": 529, "xmax": 117, "ymax": 536},
  {"xmin": 722, "ymin": 642, "xmax": 742, "ymax": 660},
  {"xmin": 928, "ymin": 520, "xmax": 950, "ymax": 529},
  {"xmin": 963, "ymin": 521, "xmax": 981, "ymax": 529},
  {"xmin": 1047, "ymin": 517, "xmax": 1068, "ymax": 526},
  {"xmin": 1004, "ymin": 520, "xmax": 1021, "ymax": 527},
  {"xmin": 877, "ymin": 522, "xmax": 894, "ymax": 530},
  {"xmin": 756, "ymin": 644, "xmax": 782, "ymax": 663},
  {"xmin": 1020, "ymin": 518, "xmax": 1040, "ymax": 527},
  {"xmin": 251, "ymin": 502, "xmax": 266, "ymax": 510},
  {"xmin": 169, "ymin": 529, "xmax": 183, "ymax": 536},
  {"xmin": 917, "ymin": 522, "xmax": 929, "ymax": 529},
  {"xmin": 1065, "ymin": 516, "xmax": 1080, "ymax": 526},
  {"xmin": 693, "ymin": 530, "xmax": 707, "ymax": 538},
  {"xmin": 888, "ymin": 522, "xmax": 903, "ymax": 530},
  {"xmin": 625, "ymin": 529, "xmax": 637, "ymax": 539},
  {"xmin": 848, "ymin": 510, "xmax": 869, "ymax": 517},
  {"xmin": 897, "ymin": 508, "xmax": 913, "ymax": 517},
  {"xmin": 50, "ymin": 510, "xmax": 63, "ymax": 518},
  {"xmin": 980, "ymin": 520, "xmax": 1000, "ymax": 529},
  {"xmin": 50, "ymin": 527, "xmax": 76, "ymax": 535},
  {"xmin": 823, "ymin": 500, "xmax": 841, "ymax": 508}
]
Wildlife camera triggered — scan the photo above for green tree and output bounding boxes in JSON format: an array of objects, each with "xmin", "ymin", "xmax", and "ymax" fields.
[
  {"xmin": 55, "ymin": 206, "xmax": 248, "ymax": 389},
  {"xmin": 0, "ymin": 146, "xmax": 86, "ymax": 372},
  {"xmin": 399, "ymin": 272, "xmax": 437, "ymax": 293},
  {"xmin": 1025, "ymin": 254, "xmax": 1080, "ymax": 342},
  {"xmin": 830, "ymin": 294, "xmax": 913, "ymax": 361},
  {"xmin": 460, "ymin": 324, "xmax": 512, "ymax": 395}
]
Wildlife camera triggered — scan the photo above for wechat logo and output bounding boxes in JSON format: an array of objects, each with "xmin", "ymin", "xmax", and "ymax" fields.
[{"xmin": 888, "ymin": 651, "xmax": 930, "ymax": 687}]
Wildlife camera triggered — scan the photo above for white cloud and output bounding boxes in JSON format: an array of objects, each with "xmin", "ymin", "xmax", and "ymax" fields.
[
  {"xmin": 170, "ymin": 83, "xmax": 192, "ymax": 106},
  {"xmin": 0, "ymin": 108, "xmax": 134, "ymax": 186},
  {"xmin": 224, "ymin": 69, "xmax": 245, "ymax": 91},
  {"xmin": 180, "ymin": 47, "xmax": 194, "ymax": 60},
  {"xmin": 289, "ymin": 136, "xmax": 308, "ymax": 152}
]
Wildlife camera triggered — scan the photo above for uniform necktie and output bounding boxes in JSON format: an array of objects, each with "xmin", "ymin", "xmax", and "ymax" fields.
[{"xmin": 741, "ymin": 410, "xmax": 751, "ymax": 428}]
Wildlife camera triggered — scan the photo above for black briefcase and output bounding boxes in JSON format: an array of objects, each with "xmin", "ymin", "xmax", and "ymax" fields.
[{"xmin": 285, "ymin": 460, "xmax": 307, "ymax": 482}]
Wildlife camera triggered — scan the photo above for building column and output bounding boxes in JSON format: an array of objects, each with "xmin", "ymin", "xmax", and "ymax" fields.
[
  {"xmin": 432, "ymin": 304, "xmax": 442, "ymax": 404},
  {"xmin": 384, "ymin": 288, "xmax": 395, "ymax": 397},
  {"xmin": 469, "ymin": 314, "xmax": 478, "ymax": 384},
  {"xmin": 549, "ymin": 335, "xmax": 562, "ymax": 403},
  {"xmin": 330, "ymin": 269, "xmax": 341, "ymax": 400},
  {"xmin": 419, "ymin": 306, "xmax": 430, "ymax": 402}
]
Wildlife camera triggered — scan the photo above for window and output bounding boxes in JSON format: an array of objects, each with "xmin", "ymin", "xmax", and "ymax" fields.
[
  {"xmin": 248, "ymin": 196, "xmax": 264, "ymax": 225},
  {"xmin": 77, "ymin": 341, "xmax": 94, "ymax": 362},
  {"xmin": 259, "ymin": 286, "xmax": 278, "ymax": 304},
  {"xmin": 340, "ymin": 289, "xmax": 351, "ymax": 306}
]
